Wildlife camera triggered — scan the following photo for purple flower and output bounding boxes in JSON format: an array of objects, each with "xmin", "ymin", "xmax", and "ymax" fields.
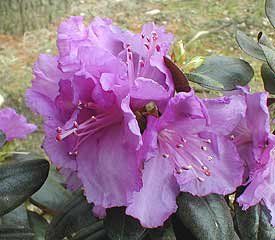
[
  {"xmin": 0, "ymin": 107, "xmax": 36, "ymax": 141},
  {"xmin": 26, "ymin": 43, "xmax": 142, "ymax": 210},
  {"xmin": 204, "ymin": 88, "xmax": 275, "ymax": 225},
  {"xmin": 126, "ymin": 91, "xmax": 244, "ymax": 228},
  {"xmin": 237, "ymin": 136, "xmax": 275, "ymax": 226},
  {"xmin": 57, "ymin": 16, "xmax": 174, "ymax": 111},
  {"xmin": 26, "ymin": 17, "xmax": 175, "ymax": 212},
  {"xmin": 204, "ymin": 89, "xmax": 270, "ymax": 176}
]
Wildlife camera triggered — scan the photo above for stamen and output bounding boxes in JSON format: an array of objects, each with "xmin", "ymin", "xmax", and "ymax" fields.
[
  {"xmin": 84, "ymin": 102, "xmax": 97, "ymax": 109},
  {"xmin": 162, "ymin": 153, "xmax": 169, "ymax": 158},
  {"xmin": 204, "ymin": 169, "xmax": 211, "ymax": 176},
  {"xmin": 201, "ymin": 165, "xmax": 208, "ymax": 170},
  {"xmin": 152, "ymin": 31, "xmax": 158, "ymax": 41},
  {"xmin": 156, "ymin": 45, "xmax": 161, "ymax": 52},
  {"xmin": 206, "ymin": 139, "xmax": 211, "ymax": 144},
  {"xmin": 139, "ymin": 60, "xmax": 145, "ymax": 68},
  {"xmin": 230, "ymin": 134, "xmax": 235, "ymax": 140},
  {"xmin": 207, "ymin": 155, "xmax": 213, "ymax": 161},
  {"xmin": 201, "ymin": 146, "xmax": 207, "ymax": 151},
  {"xmin": 182, "ymin": 165, "xmax": 193, "ymax": 170},
  {"xmin": 73, "ymin": 121, "xmax": 79, "ymax": 128},
  {"xmin": 181, "ymin": 137, "xmax": 187, "ymax": 143},
  {"xmin": 128, "ymin": 52, "xmax": 132, "ymax": 60},
  {"xmin": 56, "ymin": 127, "xmax": 62, "ymax": 133},
  {"xmin": 68, "ymin": 151, "xmax": 78, "ymax": 156},
  {"xmin": 78, "ymin": 100, "xmax": 84, "ymax": 110},
  {"xmin": 197, "ymin": 177, "xmax": 205, "ymax": 182}
]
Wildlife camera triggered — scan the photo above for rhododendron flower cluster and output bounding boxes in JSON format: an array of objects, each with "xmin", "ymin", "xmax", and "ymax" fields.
[{"xmin": 26, "ymin": 17, "xmax": 275, "ymax": 228}]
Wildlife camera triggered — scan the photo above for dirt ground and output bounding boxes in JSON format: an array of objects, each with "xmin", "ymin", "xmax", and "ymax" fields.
[{"xmin": 0, "ymin": 0, "xmax": 274, "ymax": 153}]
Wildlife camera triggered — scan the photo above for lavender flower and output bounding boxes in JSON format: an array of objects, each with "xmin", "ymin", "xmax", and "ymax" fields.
[
  {"xmin": 0, "ymin": 108, "xmax": 36, "ymax": 141},
  {"xmin": 26, "ymin": 51, "xmax": 142, "ymax": 209},
  {"xmin": 126, "ymin": 91, "xmax": 244, "ymax": 228},
  {"xmin": 26, "ymin": 17, "xmax": 175, "ymax": 211},
  {"xmin": 57, "ymin": 16, "xmax": 174, "ymax": 111},
  {"xmin": 204, "ymin": 88, "xmax": 275, "ymax": 226}
]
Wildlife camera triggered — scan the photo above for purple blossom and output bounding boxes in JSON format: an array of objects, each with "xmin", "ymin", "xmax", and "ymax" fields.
[
  {"xmin": 57, "ymin": 16, "xmax": 174, "ymax": 111},
  {"xmin": 204, "ymin": 88, "xmax": 275, "ymax": 225},
  {"xmin": 126, "ymin": 91, "xmax": 244, "ymax": 228},
  {"xmin": 26, "ymin": 17, "xmax": 175, "ymax": 212},
  {"xmin": 237, "ymin": 136, "xmax": 275, "ymax": 226},
  {"xmin": 26, "ymin": 48, "xmax": 142, "ymax": 209},
  {"xmin": 0, "ymin": 107, "xmax": 36, "ymax": 141}
]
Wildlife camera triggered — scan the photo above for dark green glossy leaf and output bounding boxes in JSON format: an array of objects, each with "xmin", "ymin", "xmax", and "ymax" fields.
[
  {"xmin": 45, "ymin": 192, "xmax": 97, "ymax": 240},
  {"xmin": 172, "ymin": 215, "xmax": 196, "ymax": 240},
  {"xmin": 164, "ymin": 56, "xmax": 191, "ymax": 92},
  {"xmin": 0, "ymin": 130, "xmax": 6, "ymax": 149},
  {"xmin": 266, "ymin": 0, "xmax": 275, "ymax": 28},
  {"xmin": 0, "ymin": 158, "xmax": 49, "ymax": 216},
  {"xmin": 104, "ymin": 207, "xmax": 148, "ymax": 240},
  {"xmin": 71, "ymin": 221, "xmax": 106, "ymax": 240},
  {"xmin": 149, "ymin": 221, "xmax": 176, "ymax": 240},
  {"xmin": 234, "ymin": 204, "xmax": 275, "ymax": 240},
  {"xmin": 0, "ymin": 225, "xmax": 34, "ymax": 239},
  {"xmin": 186, "ymin": 56, "xmax": 254, "ymax": 91},
  {"xmin": 31, "ymin": 167, "xmax": 72, "ymax": 214},
  {"xmin": 177, "ymin": 193, "xmax": 239, "ymax": 240},
  {"xmin": 261, "ymin": 63, "xmax": 275, "ymax": 94},
  {"xmin": 260, "ymin": 44, "xmax": 275, "ymax": 73},
  {"xmin": 28, "ymin": 211, "xmax": 48, "ymax": 240},
  {"xmin": 1, "ymin": 204, "xmax": 30, "ymax": 226},
  {"xmin": 0, "ymin": 205, "xmax": 34, "ymax": 240},
  {"xmin": 236, "ymin": 30, "xmax": 266, "ymax": 61}
]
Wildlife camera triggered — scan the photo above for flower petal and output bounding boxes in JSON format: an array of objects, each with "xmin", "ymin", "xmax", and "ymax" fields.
[
  {"xmin": 77, "ymin": 124, "xmax": 141, "ymax": 208},
  {"xmin": 176, "ymin": 135, "xmax": 244, "ymax": 196},
  {"xmin": 238, "ymin": 138, "xmax": 275, "ymax": 226},
  {"xmin": 0, "ymin": 108, "xmax": 36, "ymax": 141},
  {"xmin": 203, "ymin": 95, "xmax": 246, "ymax": 135},
  {"xmin": 126, "ymin": 151, "xmax": 179, "ymax": 228}
]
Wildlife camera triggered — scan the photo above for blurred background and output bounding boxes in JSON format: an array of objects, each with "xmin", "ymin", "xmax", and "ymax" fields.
[{"xmin": 0, "ymin": 0, "xmax": 273, "ymax": 153}]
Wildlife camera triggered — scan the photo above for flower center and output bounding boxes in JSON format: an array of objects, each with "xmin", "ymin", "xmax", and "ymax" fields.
[
  {"xmin": 158, "ymin": 129, "xmax": 215, "ymax": 182},
  {"xmin": 126, "ymin": 31, "xmax": 161, "ymax": 85},
  {"xmin": 56, "ymin": 101, "xmax": 120, "ymax": 156}
]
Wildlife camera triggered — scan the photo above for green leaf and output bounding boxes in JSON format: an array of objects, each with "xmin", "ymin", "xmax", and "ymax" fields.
[
  {"xmin": 235, "ymin": 30, "xmax": 266, "ymax": 61},
  {"xmin": 104, "ymin": 207, "xmax": 148, "ymax": 240},
  {"xmin": 177, "ymin": 193, "xmax": 239, "ymax": 240},
  {"xmin": 45, "ymin": 191, "xmax": 97, "ymax": 240},
  {"xmin": 261, "ymin": 63, "xmax": 275, "ymax": 94},
  {"xmin": 149, "ymin": 221, "xmax": 176, "ymax": 240},
  {"xmin": 164, "ymin": 56, "xmax": 191, "ymax": 92},
  {"xmin": 71, "ymin": 221, "xmax": 107, "ymax": 240},
  {"xmin": 0, "ymin": 225, "xmax": 34, "ymax": 239},
  {"xmin": 0, "ymin": 205, "xmax": 34, "ymax": 240},
  {"xmin": 266, "ymin": 0, "xmax": 275, "ymax": 28},
  {"xmin": 28, "ymin": 211, "xmax": 48, "ymax": 240},
  {"xmin": 0, "ymin": 157, "xmax": 49, "ymax": 216},
  {"xmin": 31, "ymin": 166, "xmax": 72, "ymax": 214},
  {"xmin": 0, "ymin": 130, "xmax": 6, "ymax": 149},
  {"xmin": 186, "ymin": 56, "xmax": 254, "ymax": 91},
  {"xmin": 234, "ymin": 204, "xmax": 275, "ymax": 240},
  {"xmin": 260, "ymin": 44, "xmax": 275, "ymax": 73}
]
